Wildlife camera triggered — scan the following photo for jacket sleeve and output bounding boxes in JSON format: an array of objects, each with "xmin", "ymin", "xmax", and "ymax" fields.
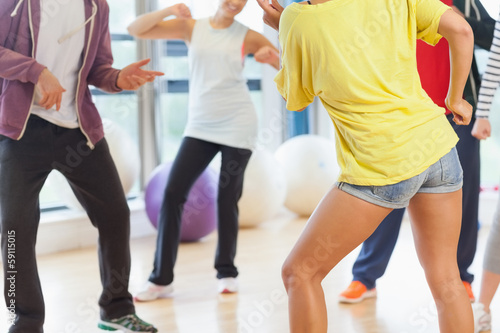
[
  {"xmin": 465, "ymin": 0, "xmax": 495, "ymax": 50},
  {"xmin": 0, "ymin": 1, "xmax": 46, "ymax": 84},
  {"xmin": 86, "ymin": 2, "xmax": 122, "ymax": 93},
  {"xmin": 0, "ymin": 48, "xmax": 46, "ymax": 84},
  {"xmin": 475, "ymin": 14, "xmax": 500, "ymax": 118}
]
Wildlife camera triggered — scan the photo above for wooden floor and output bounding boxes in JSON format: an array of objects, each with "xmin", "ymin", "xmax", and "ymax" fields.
[{"xmin": 0, "ymin": 210, "xmax": 498, "ymax": 333}]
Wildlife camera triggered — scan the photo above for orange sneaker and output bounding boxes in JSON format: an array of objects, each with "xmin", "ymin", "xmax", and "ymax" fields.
[
  {"xmin": 338, "ymin": 281, "xmax": 377, "ymax": 304},
  {"xmin": 463, "ymin": 281, "xmax": 475, "ymax": 302}
]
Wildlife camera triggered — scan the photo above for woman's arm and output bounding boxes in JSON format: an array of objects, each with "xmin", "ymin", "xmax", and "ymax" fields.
[
  {"xmin": 254, "ymin": 45, "xmax": 280, "ymax": 70},
  {"xmin": 244, "ymin": 30, "xmax": 280, "ymax": 70},
  {"xmin": 438, "ymin": 9, "xmax": 474, "ymax": 125},
  {"xmin": 127, "ymin": 4, "xmax": 194, "ymax": 41}
]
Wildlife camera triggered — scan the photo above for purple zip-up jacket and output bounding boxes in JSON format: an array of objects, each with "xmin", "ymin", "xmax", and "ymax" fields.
[{"xmin": 0, "ymin": 0, "xmax": 122, "ymax": 148}]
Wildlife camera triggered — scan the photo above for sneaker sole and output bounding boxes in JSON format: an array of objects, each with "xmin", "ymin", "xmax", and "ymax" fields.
[
  {"xmin": 134, "ymin": 287, "xmax": 174, "ymax": 302},
  {"xmin": 133, "ymin": 293, "xmax": 172, "ymax": 302},
  {"xmin": 338, "ymin": 289, "xmax": 377, "ymax": 304},
  {"xmin": 477, "ymin": 322, "xmax": 492, "ymax": 332},
  {"xmin": 98, "ymin": 321, "xmax": 154, "ymax": 333}
]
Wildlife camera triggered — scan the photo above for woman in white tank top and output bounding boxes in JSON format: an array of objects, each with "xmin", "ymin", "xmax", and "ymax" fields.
[{"xmin": 128, "ymin": 0, "xmax": 279, "ymax": 301}]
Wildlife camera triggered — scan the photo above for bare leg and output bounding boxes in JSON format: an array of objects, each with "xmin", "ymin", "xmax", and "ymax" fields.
[
  {"xmin": 407, "ymin": 190, "xmax": 473, "ymax": 333},
  {"xmin": 478, "ymin": 198, "xmax": 500, "ymax": 312},
  {"xmin": 282, "ymin": 187, "xmax": 391, "ymax": 332},
  {"xmin": 478, "ymin": 270, "xmax": 500, "ymax": 312}
]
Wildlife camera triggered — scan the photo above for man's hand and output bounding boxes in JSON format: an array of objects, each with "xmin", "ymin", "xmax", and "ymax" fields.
[
  {"xmin": 445, "ymin": 97, "xmax": 473, "ymax": 125},
  {"xmin": 116, "ymin": 59, "xmax": 164, "ymax": 91},
  {"xmin": 471, "ymin": 117, "xmax": 491, "ymax": 140},
  {"xmin": 37, "ymin": 69, "xmax": 66, "ymax": 111},
  {"xmin": 256, "ymin": 0, "xmax": 284, "ymax": 31}
]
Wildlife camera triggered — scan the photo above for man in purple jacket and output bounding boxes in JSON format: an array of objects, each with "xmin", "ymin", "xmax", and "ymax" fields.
[{"xmin": 0, "ymin": 0, "xmax": 163, "ymax": 332}]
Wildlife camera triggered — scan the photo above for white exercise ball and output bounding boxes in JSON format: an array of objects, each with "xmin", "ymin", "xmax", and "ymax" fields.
[
  {"xmin": 47, "ymin": 118, "xmax": 140, "ymax": 211},
  {"xmin": 101, "ymin": 118, "xmax": 140, "ymax": 195},
  {"xmin": 274, "ymin": 135, "xmax": 339, "ymax": 217},
  {"xmin": 238, "ymin": 149, "xmax": 287, "ymax": 227}
]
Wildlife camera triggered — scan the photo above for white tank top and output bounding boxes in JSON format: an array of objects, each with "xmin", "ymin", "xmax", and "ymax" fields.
[{"xmin": 184, "ymin": 18, "xmax": 257, "ymax": 150}]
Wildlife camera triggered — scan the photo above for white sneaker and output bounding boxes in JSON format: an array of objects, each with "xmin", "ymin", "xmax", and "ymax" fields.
[
  {"xmin": 134, "ymin": 281, "xmax": 173, "ymax": 302},
  {"xmin": 473, "ymin": 303, "xmax": 492, "ymax": 333},
  {"xmin": 218, "ymin": 277, "xmax": 238, "ymax": 294}
]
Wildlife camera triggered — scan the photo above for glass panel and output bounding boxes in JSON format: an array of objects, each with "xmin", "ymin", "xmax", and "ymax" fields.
[
  {"xmin": 110, "ymin": 40, "xmax": 137, "ymax": 69},
  {"xmin": 108, "ymin": 0, "xmax": 137, "ymax": 34},
  {"xmin": 159, "ymin": 92, "xmax": 189, "ymax": 163},
  {"xmin": 161, "ymin": 55, "xmax": 189, "ymax": 81}
]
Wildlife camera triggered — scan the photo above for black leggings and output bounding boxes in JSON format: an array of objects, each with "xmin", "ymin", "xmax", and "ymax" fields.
[{"xmin": 149, "ymin": 137, "xmax": 252, "ymax": 285}]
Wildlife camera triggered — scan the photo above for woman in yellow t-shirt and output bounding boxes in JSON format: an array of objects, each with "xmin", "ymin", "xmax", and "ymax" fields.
[{"xmin": 258, "ymin": 0, "xmax": 474, "ymax": 332}]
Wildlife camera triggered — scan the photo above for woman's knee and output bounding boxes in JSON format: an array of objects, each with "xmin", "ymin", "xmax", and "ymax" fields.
[
  {"xmin": 424, "ymin": 270, "xmax": 463, "ymax": 300},
  {"xmin": 281, "ymin": 256, "xmax": 327, "ymax": 291},
  {"xmin": 281, "ymin": 260, "xmax": 302, "ymax": 291}
]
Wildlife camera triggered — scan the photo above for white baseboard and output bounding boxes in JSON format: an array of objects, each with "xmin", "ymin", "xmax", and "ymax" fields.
[{"xmin": 35, "ymin": 198, "xmax": 157, "ymax": 256}]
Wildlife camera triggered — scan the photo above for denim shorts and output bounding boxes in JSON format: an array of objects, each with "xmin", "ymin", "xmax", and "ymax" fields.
[{"xmin": 336, "ymin": 147, "xmax": 463, "ymax": 209}]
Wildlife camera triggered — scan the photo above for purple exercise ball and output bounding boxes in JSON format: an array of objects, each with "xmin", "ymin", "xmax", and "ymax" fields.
[{"xmin": 145, "ymin": 162, "xmax": 218, "ymax": 242}]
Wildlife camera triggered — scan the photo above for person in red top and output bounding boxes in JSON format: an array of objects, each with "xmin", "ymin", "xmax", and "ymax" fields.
[{"xmin": 338, "ymin": 0, "xmax": 495, "ymax": 304}]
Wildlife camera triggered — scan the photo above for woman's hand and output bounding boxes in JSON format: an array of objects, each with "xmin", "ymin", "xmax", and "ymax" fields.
[
  {"xmin": 471, "ymin": 118, "xmax": 491, "ymax": 140},
  {"xmin": 169, "ymin": 3, "xmax": 192, "ymax": 19},
  {"xmin": 127, "ymin": 4, "xmax": 192, "ymax": 39},
  {"xmin": 256, "ymin": 0, "xmax": 284, "ymax": 31},
  {"xmin": 254, "ymin": 45, "xmax": 280, "ymax": 69},
  {"xmin": 445, "ymin": 97, "xmax": 473, "ymax": 125}
]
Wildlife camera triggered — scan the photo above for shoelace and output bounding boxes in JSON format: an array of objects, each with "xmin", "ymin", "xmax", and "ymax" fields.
[
  {"xmin": 122, "ymin": 315, "xmax": 155, "ymax": 331},
  {"xmin": 124, "ymin": 315, "xmax": 143, "ymax": 328}
]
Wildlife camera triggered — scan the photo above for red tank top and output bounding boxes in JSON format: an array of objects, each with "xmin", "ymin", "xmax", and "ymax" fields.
[{"xmin": 416, "ymin": 0, "xmax": 453, "ymax": 115}]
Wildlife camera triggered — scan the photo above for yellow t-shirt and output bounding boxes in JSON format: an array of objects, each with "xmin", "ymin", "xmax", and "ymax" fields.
[{"xmin": 275, "ymin": 0, "xmax": 459, "ymax": 186}]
